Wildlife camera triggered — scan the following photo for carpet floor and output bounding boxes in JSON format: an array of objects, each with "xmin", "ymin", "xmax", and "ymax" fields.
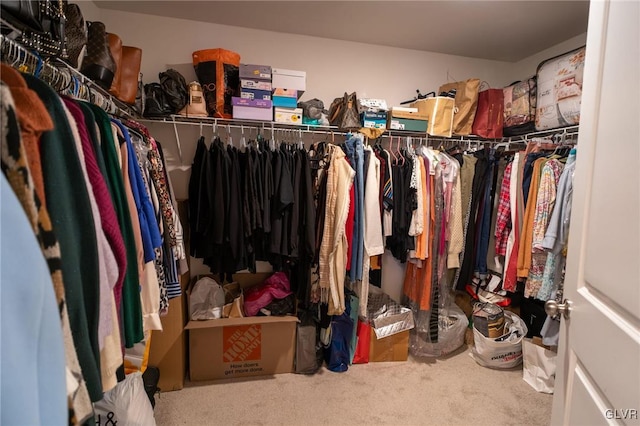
[{"xmin": 154, "ymin": 345, "xmax": 553, "ymax": 426}]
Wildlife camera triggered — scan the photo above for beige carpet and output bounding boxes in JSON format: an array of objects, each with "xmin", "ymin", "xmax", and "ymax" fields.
[{"xmin": 154, "ymin": 345, "xmax": 552, "ymax": 426}]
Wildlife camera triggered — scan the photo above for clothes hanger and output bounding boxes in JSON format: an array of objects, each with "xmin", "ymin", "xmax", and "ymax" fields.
[
  {"xmin": 389, "ymin": 136, "xmax": 399, "ymax": 165},
  {"xmin": 396, "ymin": 136, "xmax": 405, "ymax": 166}
]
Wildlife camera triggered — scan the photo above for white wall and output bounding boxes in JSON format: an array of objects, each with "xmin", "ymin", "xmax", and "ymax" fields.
[
  {"xmin": 96, "ymin": 8, "xmax": 515, "ymax": 109},
  {"xmin": 509, "ymin": 33, "xmax": 587, "ymax": 81},
  {"xmin": 78, "ymin": 0, "xmax": 101, "ymax": 22}
]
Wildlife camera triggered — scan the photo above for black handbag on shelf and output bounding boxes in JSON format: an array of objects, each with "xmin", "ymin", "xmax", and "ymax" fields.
[
  {"xmin": 1, "ymin": 0, "xmax": 66, "ymax": 58},
  {"xmin": 159, "ymin": 68, "xmax": 188, "ymax": 113},
  {"xmin": 143, "ymin": 82, "xmax": 172, "ymax": 117}
]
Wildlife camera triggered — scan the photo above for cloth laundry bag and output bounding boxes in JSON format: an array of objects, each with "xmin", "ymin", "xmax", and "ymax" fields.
[
  {"xmin": 325, "ymin": 303, "xmax": 354, "ymax": 373},
  {"xmin": 192, "ymin": 48, "xmax": 240, "ymax": 118},
  {"xmin": 522, "ymin": 338, "xmax": 556, "ymax": 393},
  {"xmin": 471, "ymin": 310, "xmax": 528, "ymax": 369},
  {"xmin": 438, "ymin": 78, "xmax": 481, "ymax": 135}
]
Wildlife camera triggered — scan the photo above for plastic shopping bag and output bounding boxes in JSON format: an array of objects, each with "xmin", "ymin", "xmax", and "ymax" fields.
[
  {"xmin": 94, "ymin": 372, "xmax": 155, "ymax": 426},
  {"xmin": 471, "ymin": 310, "xmax": 528, "ymax": 369},
  {"xmin": 189, "ymin": 277, "xmax": 225, "ymax": 320},
  {"xmin": 410, "ymin": 303, "xmax": 469, "ymax": 357},
  {"xmin": 522, "ymin": 338, "xmax": 556, "ymax": 393}
]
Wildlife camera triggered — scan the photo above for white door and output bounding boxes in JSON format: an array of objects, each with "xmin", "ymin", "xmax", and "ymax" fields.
[{"xmin": 550, "ymin": 1, "xmax": 640, "ymax": 425}]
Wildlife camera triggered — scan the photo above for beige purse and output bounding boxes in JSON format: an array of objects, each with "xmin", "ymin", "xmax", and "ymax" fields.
[
  {"xmin": 438, "ymin": 79, "xmax": 481, "ymax": 135},
  {"xmin": 178, "ymin": 81, "xmax": 208, "ymax": 117}
]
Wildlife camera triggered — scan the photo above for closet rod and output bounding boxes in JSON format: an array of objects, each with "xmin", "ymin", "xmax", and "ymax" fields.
[
  {"xmin": 140, "ymin": 116, "xmax": 579, "ymax": 145},
  {"xmin": 0, "ymin": 32, "xmax": 136, "ymax": 119}
]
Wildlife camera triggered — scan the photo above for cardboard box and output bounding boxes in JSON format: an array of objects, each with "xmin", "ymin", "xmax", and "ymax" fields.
[
  {"xmin": 362, "ymin": 111, "xmax": 387, "ymax": 129},
  {"xmin": 240, "ymin": 79, "xmax": 272, "ymax": 91},
  {"xmin": 233, "ymin": 106, "xmax": 273, "ymax": 121},
  {"xmin": 239, "ymin": 64, "xmax": 272, "ymax": 81},
  {"xmin": 232, "ymin": 97, "xmax": 272, "ymax": 108},
  {"xmin": 241, "ymin": 89, "xmax": 272, "ymax": 101},
  {"xmin": 186, "ymin": 315, "xmax": 298, "ymax": 381},
  {"xmin": 272, "ymin": 68, "xmax": 306, "ymax": 93},
  {"xmin": 272, "ymin": 88, "xmax": 298, "ymax": 98},
  {"xmin": 274, "ymin": 107, "xmax": 303, "ymax": 124},
  {"xmin": 388, "ymin": 117, "xmax": 428, "ymax": 132},
  {"xmin": 369, "ymin": 329, "xmax": 410, "ymax": 362},
  {"xmin": 272, "ymin": 96, "xmax": 298, "ymax": 108},
  {"xmin": 233, "ymin": 97, "xmax": 273, "ymax": 120},
  {"xmin": 359, "ymin": 98, "xmax": 388, "ymax": 112},
  {"xmin": 148, "ymin": 271, "xmax": 190, "ymax": 392}
]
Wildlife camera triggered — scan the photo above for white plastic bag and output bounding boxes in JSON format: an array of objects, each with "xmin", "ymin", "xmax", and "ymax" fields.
[
  {"xmin": 410, "ymin": 303, "xmax": 469, "ymax": 357},
  {"xmin": 94, "ymin": 372, "xmax": 155, "ymax": 426},
  {"xmin": 189, "ymin": 277, "xmax": 225, "ymax": 320},
  {"xmin": 471, "ymin": 310, "xmax": 527, "ymax": 369},
  {"xmin": 522, "ymin": 338, "xmax": 556, "ymax": 393}
]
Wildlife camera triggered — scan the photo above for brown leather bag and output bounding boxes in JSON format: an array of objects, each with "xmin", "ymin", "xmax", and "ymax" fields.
[
  {"xmin": 107, "ymin": 33, "xmax": 122, "ymax": 97},
  {"xmin": 117, "ymin": 46, "xmax": 142, "ymax": 104}
]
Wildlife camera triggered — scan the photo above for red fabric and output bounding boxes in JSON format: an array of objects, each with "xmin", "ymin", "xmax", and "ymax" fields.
[
  {"xmin": 494, "ymin": 162, "xmax": 513, "ymax": 256},
  {"xmin": 243, "ymin": 272, "xmax": 293, "ymax": 316},
  {"xmin": 345, "ymin": 177, "xmax": 356, "ymax": 271},
  {"xmin": 352, "ymin": 320, "xmax": 371, "ymax": 364},
  {"xmin": 62, "ymin": 98, "xmax": 127, "ymax": 312}
]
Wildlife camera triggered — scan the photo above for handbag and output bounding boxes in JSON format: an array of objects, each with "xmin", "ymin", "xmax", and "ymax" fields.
[
  {"xmin": 143, "ymin": 83, "xmax": 172, "ymax": 117},
  {"xmin": 329, "ymin": 92, "xmax": 360, "ymax": 129},
  {"xmin": 411, "ymin": 93, "xmax": 457, "ymax": 137},
  {"xmin": 192, "ymin": 48, "xmax": 240, "ymax": 118},
  {"xmin": 472, "ymin": 83, "xmax": 505, "ymax": 139},
  {"xmin": 178, "ymin": 81, "xmax": 208, "ymax": 117},
  {"xmin": 1, "ymin": 0, "xmax": 66, "ymax": 58},
  {"xmin": 63, "ymin": 2, "xmax": 86, "ymax": 68},
  {"xmin": 160, "ymin": 69, "xmax": 188, "ymax": 113},
  {"xmin": 503, "ymin": 78, "xmax": 537, "ymax": 136},
  {"xmin": 438, "ymin": 78, "xmax": 481, "ymax": 135}
]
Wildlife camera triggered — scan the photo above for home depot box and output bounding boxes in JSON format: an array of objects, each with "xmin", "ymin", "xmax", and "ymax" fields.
[
  {"xmin": 186, "ymin": 272, "xmax": 298, "ymax": 380},
  {"xmin": 369, "ymin": 329, "xmax": 410, "ymax": 362},
  {"xmin": 186, "ymin": 315, "xmax": 297, "ymax": 380}
]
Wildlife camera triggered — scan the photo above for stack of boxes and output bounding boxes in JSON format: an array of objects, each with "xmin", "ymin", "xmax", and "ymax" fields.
[
  {"xmin": 233, "ymin": 63, "xmax": 273, "ymax": 120},
  {"xmin": 272, "ymin": 68, "xmax": 306, "ymax": 125}
]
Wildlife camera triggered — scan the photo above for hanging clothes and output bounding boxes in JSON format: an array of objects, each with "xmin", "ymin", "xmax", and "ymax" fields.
[
  {"xmin": 0, "ymin": 77, "xmax": 93, "ymax": 424},
  {"xmin": 25, "ymin": 74, "xmax": 104, "ymax": 402}
]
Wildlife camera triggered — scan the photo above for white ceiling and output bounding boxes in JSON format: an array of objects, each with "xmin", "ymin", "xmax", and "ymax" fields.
[{"xmin": 95, "ymin": 1, "xmax": 590, "ymax": 62}]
